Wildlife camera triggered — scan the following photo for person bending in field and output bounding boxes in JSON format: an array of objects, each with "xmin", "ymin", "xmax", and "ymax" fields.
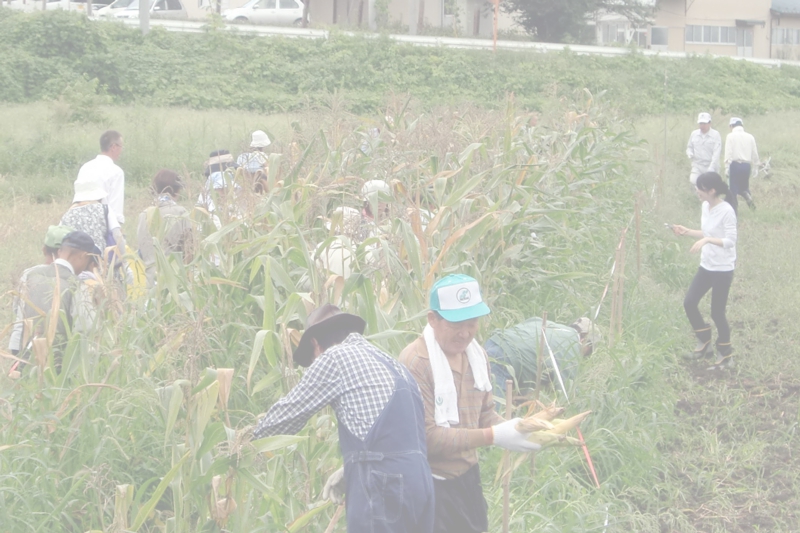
[
  {"xmin": 253, "ymin": 304, "xmax": 435, "ymax": 533},
  {"xmin": 137, "ymin": 169, "xmax": 195, "ymax": 288},
  {"xmin": 7, "ymin": 225, "xmax": 74, "ymax": 357},
  {"xmin": 399, "ymin": 274, "xmax": 540, "ymax": 533},
  {"xmin": 670, "ymin": 172, "xmax": 737, "ymax": 369},
  {"xmin": 486, "ymin": 316, "xmax": 601, "ymax": 398},
  {"xmin": 236, "ymin": 130, "xmax": 271, "ymax": 175}
]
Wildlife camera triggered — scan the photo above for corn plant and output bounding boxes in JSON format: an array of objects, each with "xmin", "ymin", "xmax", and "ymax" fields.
[{"xmin": 0, "ymin": 95, "xmax": 650, "ymax": 532}]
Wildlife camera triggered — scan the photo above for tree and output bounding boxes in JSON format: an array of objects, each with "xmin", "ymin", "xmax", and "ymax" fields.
[{"xmin": 504, "ymin": 0, "xmax": 653, "ymax": 44}]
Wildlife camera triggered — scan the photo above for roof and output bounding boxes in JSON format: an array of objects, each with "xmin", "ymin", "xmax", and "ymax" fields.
[{"xmin": 773, "ymin": 0, "xmax": 800, "ymax": 15}]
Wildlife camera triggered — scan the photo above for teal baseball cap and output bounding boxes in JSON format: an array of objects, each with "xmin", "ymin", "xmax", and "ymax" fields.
[{"xmin": 430, "ymin": 274, "xmax": 491, "ymax": 322}]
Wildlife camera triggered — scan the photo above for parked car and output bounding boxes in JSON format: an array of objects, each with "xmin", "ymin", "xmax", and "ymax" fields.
[
  {"xmin": 222, "ymin": 0, "xmax": 305, "ymax": 26},
  {"xmin": 93, "ymin": 0, "xmax": 135, "ymax": 18},
  {"xmin": 7, "ymin": 0, "xmax": 112, "ymax": 12},
  {"xmin": 113, "ymin": 0, "xmax": 187, "ymax": 19}
]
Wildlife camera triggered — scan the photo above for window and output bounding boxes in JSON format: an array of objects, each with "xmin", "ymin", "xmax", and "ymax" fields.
[
  {"xmin": 686, "ymin": 25, "xmax": 736, "ymax": 44},
  {"xmin": 256, "ymin": 0, "xmax": 276, "ymax": 8},
  {"xmin": 166, "ymin": 0, "xmax": 181, "ymax": 9},
  {"xmin": 279, "ymin": 0, "xmax": 299, "ymax": 8},
  {"xmin": 773, "ymin": 28, "xmax": 800, "ymax": 45},
  {"xmin": 651, "ymin": 26, "xmax": 668, "ymax": 46}
]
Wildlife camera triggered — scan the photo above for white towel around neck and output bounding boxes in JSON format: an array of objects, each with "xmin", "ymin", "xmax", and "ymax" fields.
[{"xmin": 423, "ymin": 324, "xmax": 492, "ymax": 428}]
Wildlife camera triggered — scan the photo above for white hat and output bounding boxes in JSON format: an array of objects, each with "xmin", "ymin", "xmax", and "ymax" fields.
[
  {"xmin": 73, "ymin": 178, "xmax": 107, "ymax": 202},
  {"xmin": 697, "ymin": 112, "xmax": 711, "ymax": 124},
  {"xmin": 729, "ymin": 117, "xmax": 743, "ymax": 127},
  {"xmin": 250, "ymin": 130, "xmax": 271, "ymax": 148},
  {"xmin": 361, "ymin": 180, "xmax": 392, "ymax": 200}
]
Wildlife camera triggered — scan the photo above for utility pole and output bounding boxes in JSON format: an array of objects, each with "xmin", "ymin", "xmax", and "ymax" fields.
[{"xmin": 139, "ymin": 0, "xmax": 150, "ymax": 35}]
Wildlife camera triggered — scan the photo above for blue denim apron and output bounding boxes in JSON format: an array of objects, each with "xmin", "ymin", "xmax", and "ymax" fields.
[{"xmin": 338, "ymin": 354, "xmax": 435, "ymax": 533}]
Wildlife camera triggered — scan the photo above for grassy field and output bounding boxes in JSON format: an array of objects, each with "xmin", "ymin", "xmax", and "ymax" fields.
[{"xmin": 1, "ymin": 101, "xmax": 800, "ymax": 532}]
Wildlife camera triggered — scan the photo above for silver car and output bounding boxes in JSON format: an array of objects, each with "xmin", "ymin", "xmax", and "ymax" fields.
[
  {"xmin": 113, "ymin": 0, "xmax": 188, "ymax": 19},
  {"xmin": 222, "ymin": 0, "xmax": 305, "ymax": 26}
]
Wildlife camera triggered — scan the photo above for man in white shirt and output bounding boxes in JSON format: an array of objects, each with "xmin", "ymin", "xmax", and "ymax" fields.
[
  {"xmin": 686, "ymin": 112, "xmax": 722, "ymax": 186},
  {"xmin": 73, "ymin": 130, "xmax": 125, "ymax": 224},
  {"xmin": 724, "ymin": 118, "xmax": 759, "ymax": 213}
]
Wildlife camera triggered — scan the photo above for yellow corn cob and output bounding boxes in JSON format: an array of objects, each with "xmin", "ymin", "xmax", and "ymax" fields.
[
  {"xmin": 515, "ymin": 417, "xmax": 556, "ymax": 433},
  {"xmin": 527, "ymin": 432, "xmax": 584, "ymax": 448},
  {"xmin": 549, "ymin": 410, "xmax": 592, "ymax": 435},
  {"xmin": 530, "ymin": 404, "xmax": 566, "ymax": 422}
]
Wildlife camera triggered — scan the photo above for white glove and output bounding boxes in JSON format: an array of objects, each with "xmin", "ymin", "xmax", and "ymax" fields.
[
  {"xmin": 322, "ymin": 467, "xmax": 345, "ymax": 504},
  {"xmin": 491, "ymin": 418, "xmax": 542, "ymax": 453}
]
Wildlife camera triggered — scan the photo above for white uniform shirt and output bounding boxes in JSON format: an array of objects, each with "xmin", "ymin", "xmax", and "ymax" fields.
[
  {"xmin": 74, "ymin": 155, "xmax": 126, "ymax": 224},
  {"xmin": 724, "ymin": 126, "xmax": 759, "ymax": 171},
  {"xmin": 686, "ymin": 128, "xmax": 722, "ymax": 173},
  {"xmin": 700, "ymin": 200, "xmax": 737, "ymax": 272}
]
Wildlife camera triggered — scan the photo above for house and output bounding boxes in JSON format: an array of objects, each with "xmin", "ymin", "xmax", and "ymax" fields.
[
  {"xmin": 312, "ymin": 0, "xmax": 520, "ymax": 36},
  {"xmin": 648, "ymin": 0, "xmax": 800, "ymax": 59}
]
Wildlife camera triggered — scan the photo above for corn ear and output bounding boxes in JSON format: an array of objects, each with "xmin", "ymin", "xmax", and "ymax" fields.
[
  {"xmin": 549, "ymin": 410, "xmax": 592, "ymax": 435},
  {"xmin": 515, "ymin": 417, "xmax": 556, "ymax": 433}
]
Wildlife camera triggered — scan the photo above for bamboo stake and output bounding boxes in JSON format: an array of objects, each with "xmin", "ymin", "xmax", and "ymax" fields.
[
  {"xmin": 635, "ymin": 197, "xmax": 641, "ymax": 281},
  {"xmin": 534, "ymin": 311, "xmax": 547, "ymax": 403},
  {"xmin": 324, "ymin": 504, "xmax": 345, "ymax": 533},
  {"xmin": 493, "ymin": 0, "xmax": 499, "ymax": 53},
  {"xmin": 616, "ymin": 231, "xmax": 626, "ymax": 341},
  {"xmin": 502, "ymin": 379, "xmax": 513, "ymax": 533}
]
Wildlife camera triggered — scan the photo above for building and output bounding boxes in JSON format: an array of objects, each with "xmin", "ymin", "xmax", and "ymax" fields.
[
  {"xmin": 312, "ymin": 0, "xmax": 520, "ymax": 36},
  {"xmin": 649, "ymin": 0, "xmax": 800, "ymax": 59}
]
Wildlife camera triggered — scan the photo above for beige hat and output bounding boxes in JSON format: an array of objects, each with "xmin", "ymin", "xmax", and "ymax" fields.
[
  {"xmin": 250, "ymin": 130, "xmax": 271, "ymax": 148},
  {"xmin": 572, "ymin": 317, "xmax": 602, "ymax": 345},
  {"xmin": 73, "ymin": 178, "xmax": 107, "ymax": 202}
]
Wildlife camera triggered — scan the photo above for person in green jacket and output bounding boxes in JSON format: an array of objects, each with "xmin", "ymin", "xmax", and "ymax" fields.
[{"xmin": 485, "ymin": 317, "xmax": 600, "ymax": 397}]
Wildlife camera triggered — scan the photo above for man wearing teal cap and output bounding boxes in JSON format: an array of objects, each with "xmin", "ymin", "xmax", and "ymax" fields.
[{"xmin": 399, "ymin": 274, "xmax": 540, "ymax": 533}]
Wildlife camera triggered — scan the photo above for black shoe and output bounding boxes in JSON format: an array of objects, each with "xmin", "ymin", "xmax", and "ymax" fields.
[
  {"xmin": 743, "ymin": 192, "xmax": 755, "ymax": 210},
  {"xmin": 683, "ymin": 339, "xmax": 712, "ymax": 360}
]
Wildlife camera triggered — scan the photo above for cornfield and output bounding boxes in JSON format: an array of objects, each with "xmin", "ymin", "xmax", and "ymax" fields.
[{"xmin": 0, "ymin": 94, "xmax": 652, "ymax": 532}]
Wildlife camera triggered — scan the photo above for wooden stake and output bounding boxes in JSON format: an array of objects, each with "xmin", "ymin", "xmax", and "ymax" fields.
[
  {"xmin": 635, "ymin": 197, "xmax": 641, "ymax": 281},
  {"xmin": 534, "ymin": 311, "xmax": 547, "ymax": 403},
  {"xmin": 616, "ymin": 231, "xmax": 626, "ymax": 341},
  {"xmin": 502, "ymin": 379, "xmax": 513, "ymax": 533},
  {"xmin": 324, "ymin": 504, "xmax": 345, "ymax": 533}
]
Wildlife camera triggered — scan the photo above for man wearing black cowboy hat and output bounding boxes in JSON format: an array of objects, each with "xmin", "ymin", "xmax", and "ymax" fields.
[{"xmin": 253, "ymin": 304, "xmax": 435, "ymax": 533}]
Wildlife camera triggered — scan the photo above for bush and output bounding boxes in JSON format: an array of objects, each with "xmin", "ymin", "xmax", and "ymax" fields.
[{"xmin": 2, "ymin": 10, "xmax": 800, "ymax": 115}]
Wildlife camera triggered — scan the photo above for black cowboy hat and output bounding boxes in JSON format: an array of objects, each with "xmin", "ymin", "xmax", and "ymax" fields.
[{"xmin": 293, "ymin": 304, "xmax": 366, "ymax": 367}]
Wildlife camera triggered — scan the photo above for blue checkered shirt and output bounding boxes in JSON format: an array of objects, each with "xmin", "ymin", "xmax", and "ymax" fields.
[{"xmin": 253, "ymin": 333, "xmax": 417, "ymax": 441}]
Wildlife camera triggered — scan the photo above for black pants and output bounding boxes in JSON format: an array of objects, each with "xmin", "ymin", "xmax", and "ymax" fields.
[
  {"xmin": 729, "ymin": 161, "xmax": 751, "ymax": 214},
  {"xmin": 433, "ymin": 464, "xmax": 488, "ymax": 533},
  {"xmin": 684, "ymin": 267, "xmax": 734, "ymax": 345}
]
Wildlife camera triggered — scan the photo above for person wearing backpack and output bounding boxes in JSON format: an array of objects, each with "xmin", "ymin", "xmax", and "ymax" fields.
[{"xmin": 137, "ymin": 169, "xmax": 194, "ymax": 288}]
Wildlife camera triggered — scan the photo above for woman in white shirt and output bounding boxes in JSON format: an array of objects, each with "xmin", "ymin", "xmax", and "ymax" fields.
[{"xmin": 670, "ymin": 172, "xmax": 737, "ymax": 369}]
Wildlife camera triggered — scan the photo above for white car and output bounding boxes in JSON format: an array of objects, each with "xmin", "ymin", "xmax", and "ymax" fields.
[
  {"xmin": 113, "ymin": 0, "xmax": 187, "ymax": 19},
  {"xmin": 93, "ymin": 0, "xmax": 135, "ymax": 18},
  {"xmin": 7, "ymin": 0, "xmax": 112, "ymax": 12},
  {"xmin": 222, "ymin": 0, "xmax": 305, "ymax": 26}
]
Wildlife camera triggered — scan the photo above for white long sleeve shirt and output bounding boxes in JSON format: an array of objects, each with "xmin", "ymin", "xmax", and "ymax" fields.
[
  {"xmin": 700, "ymin": 200, "xmax": 737, "ymax": 272},
  {"xmin": 74, "ymin": 155, "xmax": 126, "ymax": 224},
  {"xmin": 724, "ymin": 126, "xmax": 759, "ymax": 171},
  {"xmin": 686, "ymin": 128, "xmax": 722, "ymax": 173}
]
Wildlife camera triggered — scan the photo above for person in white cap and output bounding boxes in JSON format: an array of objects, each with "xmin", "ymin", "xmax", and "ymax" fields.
[
  {"xmin": 399, "ymin": 274, "xmax": 540, "ymax": 533},
  {"xmin": 236, "ymin": 130, "xmax": 271, "ymax": 174},
  {"xmin": 724, "ymin": 117, "xmax": 759, "ymax": 213},
  {"xmin": 73, "ymin": 130, "xmax": 126, "ymax": 225},
  {"xmin": 686, "ymin": 113, "xmax": 721, "ymax": 186},
  {"xmin": 60, "ymin": 178, "xmax": 126, "ymax": 259}
]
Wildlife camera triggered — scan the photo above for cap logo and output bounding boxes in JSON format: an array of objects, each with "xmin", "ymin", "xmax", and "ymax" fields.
[
  {"xmin": 437, "ymin": 280, "xmax": 483, "ymax": 310},
  {"xmin": 456, "ymin": 288, "xmax": 471, "ymax": 304}
]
